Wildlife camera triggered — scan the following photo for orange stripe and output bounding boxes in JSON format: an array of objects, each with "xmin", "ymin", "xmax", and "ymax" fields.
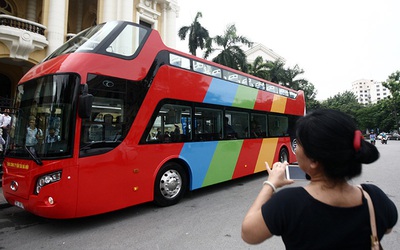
[
  {"xmin": 254, "ymin": 138, "xmax": 279, "ymax": 172},
  {"xmin": 270, "ymin": 95, "xmax": 287, "ymax": 113}
]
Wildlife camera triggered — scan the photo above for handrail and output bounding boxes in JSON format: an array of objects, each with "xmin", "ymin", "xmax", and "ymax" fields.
[{"xmin": 0, "ymin": 14, "xmax": 46, "ymax": 35}]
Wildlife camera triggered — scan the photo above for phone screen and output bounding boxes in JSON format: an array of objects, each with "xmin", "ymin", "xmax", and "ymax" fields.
[{"xmin": 286, "ymin": 165, "xmax": 308, "ymax": 180}]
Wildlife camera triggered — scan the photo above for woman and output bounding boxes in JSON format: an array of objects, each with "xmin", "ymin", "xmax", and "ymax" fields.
[{"xmin": 241, "ymin": 109, "xmax": 397, "ymax": 249}]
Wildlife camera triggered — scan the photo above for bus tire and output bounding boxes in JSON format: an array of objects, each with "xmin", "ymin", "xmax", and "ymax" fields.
[
  {"xmin": 154, "ymin": 162, "xmax": 187, "ymax": 207},
  {"xmin": 279, "ymin": 147, "xmax": 289, "ymax": 163}
]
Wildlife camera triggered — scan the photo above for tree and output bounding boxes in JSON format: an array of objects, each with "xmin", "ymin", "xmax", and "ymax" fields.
[
  {"xmin": 321, "ymin": 91, "xmax": 362, "ymax": 118},
  {"xmin": 247, "ymin": 56, "xmax": 269, "ymax": 79},
  {"xmin": 206, "ymin": 24, "xmax": 253, "ymax": 72},
  {"xmin": 355, "ymin": 104, "xmax": 380, "ymax": 132},
  {"xmin": 264, "ymin": 59, "xmax": 286, "ymax": 84},
  {"xmin": 382, "ymin": 71, "xmax": 400, "ymax": 131},
  {"xmin": 178, "ymin": 12, "xmax": 210, "ymax": 56},
  {"xmin": 283, "ymin": 65, "xmax": 306, "ymax": 89}
]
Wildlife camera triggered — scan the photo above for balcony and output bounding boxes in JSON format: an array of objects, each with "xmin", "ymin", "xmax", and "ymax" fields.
[{"xmin": 0, "ymin": 15, "xmax": 48, "ymax": 60}]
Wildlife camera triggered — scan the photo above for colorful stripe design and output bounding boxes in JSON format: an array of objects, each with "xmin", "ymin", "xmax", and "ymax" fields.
[
  {"xmin": 203, "ymin": 77, "xmax": 286, "ymax": 112},
  {"xmin": 179, "ymin": 138, "xmax": 279, "ymax": 190}
]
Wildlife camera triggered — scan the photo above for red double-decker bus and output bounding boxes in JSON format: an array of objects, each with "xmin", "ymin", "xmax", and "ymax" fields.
[{"xmin": 2, "ymin": 21, "xmax": 305, "ymax": 218}]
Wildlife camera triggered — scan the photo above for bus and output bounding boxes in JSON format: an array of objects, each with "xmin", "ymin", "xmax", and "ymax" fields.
[{"xmin": 2, "ymin": 21, "xmax": 305, "ymax": 218}]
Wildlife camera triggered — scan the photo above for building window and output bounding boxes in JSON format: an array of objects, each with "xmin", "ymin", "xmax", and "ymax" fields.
[
  {"xmin": 139, "ymin": 20, "xmax": 152, "ymax": 29},
  {"xmin": 0, "ymin": 0, "xmax": 14, "ymax": 15}
]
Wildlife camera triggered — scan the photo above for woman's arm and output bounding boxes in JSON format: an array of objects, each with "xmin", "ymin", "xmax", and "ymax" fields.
[{"xmin": 241, "ymin": 162, "xmax": 294, "ymax": 244}]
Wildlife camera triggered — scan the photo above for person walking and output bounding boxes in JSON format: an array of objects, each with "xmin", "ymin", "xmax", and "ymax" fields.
[
  {"xmin": 0, "ymin": 108, "xmax": 11, "ymax": 152},
  {"xmin": 241, "ymin": 109, "xmax": 397, "ymax": 249}
]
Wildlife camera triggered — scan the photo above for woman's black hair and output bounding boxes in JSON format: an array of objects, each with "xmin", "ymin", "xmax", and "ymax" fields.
[{"xmin": 296, "ymin": 109, "xmax": 379, "ymax": 180}]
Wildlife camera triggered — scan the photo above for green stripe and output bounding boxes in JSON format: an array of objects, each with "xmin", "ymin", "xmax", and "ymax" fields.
[
  {"xmin": 232, "ymin": 85, "xmax": 258, "ymax": 109},
  {"xmin": 202, "ymin": 140, "xmax": 244, "ymax": 186}
]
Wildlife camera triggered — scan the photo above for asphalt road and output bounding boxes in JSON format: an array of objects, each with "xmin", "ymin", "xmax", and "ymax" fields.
[{"xmin": 0, "ymin": 140, "xmax": 399, "ymax": 249}]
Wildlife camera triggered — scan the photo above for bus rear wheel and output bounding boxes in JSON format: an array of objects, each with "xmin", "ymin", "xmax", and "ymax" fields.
[
  {"xmin": 279, "ymin": 147, "xmax": 289, "ymax": 163},
  {"xmin": 154, "ymin": 162, "xmax": 187, "ymax": 207}
]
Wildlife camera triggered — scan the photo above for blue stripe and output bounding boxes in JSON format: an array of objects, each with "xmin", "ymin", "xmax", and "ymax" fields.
[
  {"xmin": 203, "ymin": 78, "xmax": 238, "ymax": 106},
  {"xmin": 180, "ymin": 141, "xmax": 218, "ymax": 189}
]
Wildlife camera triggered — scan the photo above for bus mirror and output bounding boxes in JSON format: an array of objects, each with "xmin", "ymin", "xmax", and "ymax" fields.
[{"xmin": 78, "ymin": 84, "xmax": 93, "ymax": 118}]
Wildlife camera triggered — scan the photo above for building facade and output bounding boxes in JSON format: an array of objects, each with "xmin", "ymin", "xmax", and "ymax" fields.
[
  {"xmin": 351, "ymin": 79, "xmax": 391, "ymax": 105},
  {"xmin": 245, "ymin": 43, "xmax": 285, "ymax": 64},
  {"xmin": 0, "ymin": 0, "xmax": 179, "ymax": 107}
]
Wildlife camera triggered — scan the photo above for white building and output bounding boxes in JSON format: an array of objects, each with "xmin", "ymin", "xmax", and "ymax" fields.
[
  {"xmin": 351, "ymin": 79, "xmax": 391, "ymax": 105},
  {"xmin": 245, "ymin": 43, "xmax": 285, "ymax": 63}
]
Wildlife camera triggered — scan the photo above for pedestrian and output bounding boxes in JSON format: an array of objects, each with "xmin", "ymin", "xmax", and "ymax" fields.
[
  {"xmin": 0, "ymin": 108, "xmax": 11, "ymax": 150},
  {"xmin": 25, "ymin": 118, "xmax": 43, "ymax": 147},
  {"xmin": 241, "ymin": 109, "xmax": 398, "ymax": 249}
]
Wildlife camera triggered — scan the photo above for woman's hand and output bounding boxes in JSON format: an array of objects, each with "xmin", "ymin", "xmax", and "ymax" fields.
[{"xmin": 265, "ymin": 161, "xmax": 294, "ymax": 189}]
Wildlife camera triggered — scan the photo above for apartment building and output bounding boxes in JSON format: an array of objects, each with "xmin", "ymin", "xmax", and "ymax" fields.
[
  {"xmin": 351, "ymin": 79, "xmax": 391, "ymax": 105},
  {"xmin": 0, "ymin": 0, "xmax": 179, "ymax": 106}
]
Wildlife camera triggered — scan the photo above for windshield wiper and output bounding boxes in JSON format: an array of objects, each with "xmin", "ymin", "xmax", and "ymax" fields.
[{"xmin": 24, "ymin": 146, "xmax": 43, "ymax": 166}]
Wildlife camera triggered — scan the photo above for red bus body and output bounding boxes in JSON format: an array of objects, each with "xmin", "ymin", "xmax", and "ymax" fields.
[{"xmin": 2, "ymin": 21, "xmax": 305, "ymax": 218}]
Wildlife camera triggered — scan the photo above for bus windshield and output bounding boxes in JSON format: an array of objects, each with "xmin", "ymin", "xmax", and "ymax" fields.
[
  {"xmin": 6, "ymin": 74, "xmax": 78, "ymax": 159},
  {"xmin": 44, "ymin": 21, "xmax": 150, "ymax": 61}
]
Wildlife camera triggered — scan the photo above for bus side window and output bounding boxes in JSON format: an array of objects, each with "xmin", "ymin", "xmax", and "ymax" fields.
[
  {"xmin": 194, "ymin": 107, "xmax": 222, "ymax": 141},
  {"xmin": 146, "ymin": 103, "xmax": 192, "ymax": 143},
  {"xmin": 268, "ymin": 114, "xmax": 288, "ymax": 137},
  {"xmin": 249, "ymin": 113, "xmax": 267, "ymax": 138}
]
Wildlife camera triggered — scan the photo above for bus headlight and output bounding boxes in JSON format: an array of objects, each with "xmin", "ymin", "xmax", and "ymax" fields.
[{"xmin": 35, "ymin": 171, "xmax": 62, "ymax": 194}]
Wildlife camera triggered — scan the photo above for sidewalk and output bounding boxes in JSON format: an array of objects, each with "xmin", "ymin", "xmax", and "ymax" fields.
[{"xmin": 0, "ymin": 186, "xmax": 11, "ymax": 209}]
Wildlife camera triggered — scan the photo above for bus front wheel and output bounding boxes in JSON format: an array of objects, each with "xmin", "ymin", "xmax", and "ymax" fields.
[
  {"xmin": 154, "ymin": 162, "xmax": 187, "ymax": 207},
  {"xmin": 279, "ymin": 147, "xmax": 289, "ymax": 163}
]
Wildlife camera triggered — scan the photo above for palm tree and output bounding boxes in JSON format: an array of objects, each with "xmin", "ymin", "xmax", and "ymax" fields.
[
  {"xmin": 247, "ymin": 56, "xmax": 269, "ymax": 79},
  {"xmin": 283, "ymin": 64, "xmax": 305, "ymax": 89},
  {"xmin": 207, "ymin": 24, "xmax": 253, "ymax": 72},
  {"xmin": 265, "ymin": 59, "xmax": 286, "ymax": 84},
  {"xmin": 178, "ymin": 12, "xmax": 210, "ymax": 56}
]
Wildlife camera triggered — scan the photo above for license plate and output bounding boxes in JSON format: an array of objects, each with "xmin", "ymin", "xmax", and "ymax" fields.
[{"xmin": 14, "ymin": 201, "xmax": 25, "ymax": 209}]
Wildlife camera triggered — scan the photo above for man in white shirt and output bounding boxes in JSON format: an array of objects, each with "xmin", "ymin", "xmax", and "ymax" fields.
[{"xmin": 0, "ymin": 109, "xmax": 12, "ymax": 149}]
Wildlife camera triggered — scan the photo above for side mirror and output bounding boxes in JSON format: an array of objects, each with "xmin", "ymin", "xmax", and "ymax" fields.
[{"xmin": 78, "ymin": 84, "xmax": 93, "ymax": 119}]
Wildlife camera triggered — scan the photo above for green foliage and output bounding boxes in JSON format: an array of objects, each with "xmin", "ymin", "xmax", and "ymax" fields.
[
  {"xmin": 208, "ymin": 24, "xmax": 253, "ymax": 72},
  {"xmin": 321, "ymin": 91, "xmax": 362, "ymax": 119},
  {"xmin": 247, "ymin": 56, "xmax": 269, "ymax": 79},
  {"xmin": 178, "ymin": 12, "xmax": 211, "ymax": 56},
  {"xmin": 382, "ymin": 71, "xmax": 400, "ymax": 130}
]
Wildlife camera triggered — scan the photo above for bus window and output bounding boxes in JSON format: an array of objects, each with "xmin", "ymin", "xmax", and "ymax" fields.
[
  {"xmin": 279, "ymin": 88, "xmax": 290, "ymax": 97},
  {"xmin": 80, "ymin": 74, "xmax": 146, "ymax": 156},
  {"xmin": 248, "ymin": 114, "xmax": 267, "ymax": 138},
  {"xmin": 105, "ymin": 24, "xmax": 146, "ymax": 56},
  {"xmin": 193, "ymin": 61, "xmax": 206, "ymax": 73},
  {"xmin": 225, "ymin": 111, "xmax": 248, "ymax": 139},
  {"xmin": 211, "ymin": 69, "xmax": 221, "ymax": 77},
  {"xmin": 266, "ymin": 84, "xmax": 279, "ymax": 94},
  {"xmin": 147, "ymin": 103, "xmax": 192, "ymax": 143},
  {"xmin": 170, "ymin": 53, "xmax": 190, "ymax": 70},
  {"xmin": 194, "ymin": 107, "xmax": 222, "ymax": 141},
  {"xmin": 268, "ymin": 114, "xmax": 289, "ymax": 137}
]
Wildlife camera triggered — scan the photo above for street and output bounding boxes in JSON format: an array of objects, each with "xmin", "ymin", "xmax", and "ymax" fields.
[{"xmin": 0, "ymin": 140, "xmax": 399, "ymax": 249}]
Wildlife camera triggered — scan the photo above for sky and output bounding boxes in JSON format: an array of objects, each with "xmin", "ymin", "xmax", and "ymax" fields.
[{"xmin": 174, "ymin": 0, "xmax": 400, "ymax": 100}]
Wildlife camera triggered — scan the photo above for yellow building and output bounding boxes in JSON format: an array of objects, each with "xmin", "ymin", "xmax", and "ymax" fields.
[{"xmin": 0, "ymin": 0, "xmax": 179, "ymax": 107}]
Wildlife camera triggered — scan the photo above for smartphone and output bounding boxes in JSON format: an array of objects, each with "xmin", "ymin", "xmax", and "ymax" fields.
[{"xmin": 286, "ymin": 164, "xmax": 308, "ymax": 180}]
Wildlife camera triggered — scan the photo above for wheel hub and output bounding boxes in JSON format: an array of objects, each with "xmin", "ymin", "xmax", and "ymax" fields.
[{"xmin": 160, "ymin": 170, "xmax": 182, "ymax": 199}]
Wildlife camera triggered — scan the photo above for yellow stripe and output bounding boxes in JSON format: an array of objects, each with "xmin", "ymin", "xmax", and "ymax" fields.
[
  {"xmin": 254, "ymin": 138, "xmax": 279, "ymax": 172},
  {"xmin": 271, "ymin": 94, "xmax": 287, "ymax": 113}
]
